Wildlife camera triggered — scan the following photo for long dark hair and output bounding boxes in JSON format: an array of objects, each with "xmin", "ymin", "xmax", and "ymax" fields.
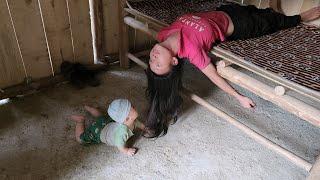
[{"xmin": 145, "ymin": 58, "xmax": 184, "ymax": 137}]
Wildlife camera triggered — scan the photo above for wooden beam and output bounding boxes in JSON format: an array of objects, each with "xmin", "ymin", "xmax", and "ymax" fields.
[
  {"xmin": 127, "ymin": 54, "xmax": 312, "ymax": 171},
  {"xmin": 118, "ymin": 0, "xmax": 129, "ymax": 68},
  {"xmin": 217, "ymin": 66, "xmax": 320, "ymax": 128},
  {"xmin": 308, "ymin": 155, "xmax": 320, "ymax": 180}
]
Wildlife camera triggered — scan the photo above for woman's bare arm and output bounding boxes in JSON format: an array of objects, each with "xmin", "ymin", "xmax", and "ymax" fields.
[{"xmin": 201, "ymin": 63, "xmax": 255, "ymax": 109}]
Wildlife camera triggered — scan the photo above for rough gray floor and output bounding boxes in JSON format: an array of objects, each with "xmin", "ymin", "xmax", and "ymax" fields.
[{"xmin": 0, "ymin": 64, "xmax": 320, "ymax": 180}]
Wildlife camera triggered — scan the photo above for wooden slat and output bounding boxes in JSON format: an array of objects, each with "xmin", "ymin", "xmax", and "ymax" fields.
[
  {"xmin": 103, "ymin": 0, "xmax": 120, "ymax": 54},
  {"xmin": 67, "ymin": 0, "xmax": 93, "ymax": 64},
  {"xmin": 38, "ymin": 0, "xmax": 74, "ymax": 73},
  {"xmin": 7, "ymin": 0, "xmax": 53, "ymax": 79},
  {"xmin": 0, "ymin": 0, "xmax": 26, "ymax": 88},
  {"xmin": 300, "ymin": 0, "xmax": 320, "ymax": 26},
  {"xmin": 118, "ymin": 0, "xmax": 129, "ymax": 68}
]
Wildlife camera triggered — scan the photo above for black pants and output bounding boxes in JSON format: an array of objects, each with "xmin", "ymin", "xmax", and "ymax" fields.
[{"xmin": 217, "ymin": 4, "xmax": 301, "ymax": 40}]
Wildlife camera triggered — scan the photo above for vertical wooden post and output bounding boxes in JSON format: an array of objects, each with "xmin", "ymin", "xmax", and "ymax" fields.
[
  {"xmin": 118, "ymin": 0, "xmax": 129, "ymax": 68},
  {"xmin": 90, "ymin": 0, "xmax": 105, "ymax": 63},
  {"xmin": 269, "ymin": 0, "xmax": 283, "ymax": 13}
]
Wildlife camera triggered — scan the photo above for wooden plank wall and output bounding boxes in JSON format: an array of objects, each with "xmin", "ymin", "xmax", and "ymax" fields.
[
  {"xmin": 0, "ymin": 0, "xmax": 26, "ymax": 88},
  {"xmin": 102, "ymin": 0, "xmax": 154, "ymax": 55},
  {"xmin": 0, "ymin": 0, "xmax": 94, "ymax": 89}
]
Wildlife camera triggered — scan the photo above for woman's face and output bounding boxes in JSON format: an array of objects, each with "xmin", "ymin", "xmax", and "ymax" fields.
[{"xmin": 149, "ymin": 44, "xmax": 174, "ymax": 75}]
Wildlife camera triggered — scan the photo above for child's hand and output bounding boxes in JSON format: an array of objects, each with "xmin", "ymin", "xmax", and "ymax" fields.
[{"xmin": 126, "ymin": 148, "xmax": 136, "ymax": 156}]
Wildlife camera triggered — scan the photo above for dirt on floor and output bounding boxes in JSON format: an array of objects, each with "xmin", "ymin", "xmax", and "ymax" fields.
[{"xmin": 0, "ymin": 64, "xmax": 320, "ymax": 180}]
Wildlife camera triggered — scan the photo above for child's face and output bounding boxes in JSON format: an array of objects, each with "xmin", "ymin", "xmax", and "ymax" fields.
[
  {"xmin": 149, "ymin": 44, "xmax": 177, "ymax": 75},
  {"xmin": 126, "ymin": 106, "xmax": 138, "ymax": 122}
]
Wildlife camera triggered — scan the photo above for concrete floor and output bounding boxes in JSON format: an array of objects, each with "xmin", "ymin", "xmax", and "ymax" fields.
[{"xmin": 0, "ymin": 63, "xmax": 320, "ymax": 180}]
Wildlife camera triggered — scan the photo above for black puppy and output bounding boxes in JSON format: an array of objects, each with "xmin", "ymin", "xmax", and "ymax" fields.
[{"xmin": 60, "ymin": 61, "xmax": 100, "ymax": 89}]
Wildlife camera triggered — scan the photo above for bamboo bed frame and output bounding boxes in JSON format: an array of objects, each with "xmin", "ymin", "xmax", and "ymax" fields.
[{"xmin": 118, "ymin": 0, "xmax": 320, "ymax": 178}]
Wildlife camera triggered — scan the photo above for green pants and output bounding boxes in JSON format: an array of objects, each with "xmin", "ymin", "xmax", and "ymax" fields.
[{"xmin": 80, "ymin": 115, "xmax": 114, "ymax": 145}]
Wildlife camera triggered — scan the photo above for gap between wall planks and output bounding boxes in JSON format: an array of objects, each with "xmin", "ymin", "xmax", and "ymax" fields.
[
  {"xmin": 0, "ymin": 0, "xmax": 26, "ymax": 89},
  {"xmin": 38, "ymin": 0, "xmax": 74, "ymax": 73},
  {"xmin": 66, "ymin": 0, "xmax": 93, "ymax": 65},
  {"xmin": 7, "ymin": 0, "xmax": 54, "ymax": 79}
]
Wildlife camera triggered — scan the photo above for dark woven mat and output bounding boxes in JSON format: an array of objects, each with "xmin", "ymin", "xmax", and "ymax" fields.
[
  {"xmin": 127, "ymin": 0, "xmax": 229, "ymax": 24},
  {"xmin": 217, "ymin": 25, "xmax": 320, "ymax": 91}
]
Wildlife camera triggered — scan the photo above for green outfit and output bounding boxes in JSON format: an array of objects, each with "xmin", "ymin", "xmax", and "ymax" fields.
[
  {"xmin": 80, "ymin": 115, "xmax": 114, "ymax": 145},
  {"xmin": 80, "ymin": 115, "xmax": 142, "ymax": 147}
]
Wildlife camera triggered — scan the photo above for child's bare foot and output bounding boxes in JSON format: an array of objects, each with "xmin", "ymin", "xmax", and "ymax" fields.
[
  {"xmin": 300, "ymin": 6, "xmax": 320, "ymax": 22},
  {"xmin": 70, "ymin": 115, "xmax": 85, "ymax": 143},
  {"xmin": 84, "ymin": 105, "xmax": 102, "ymax": 117},
  {"xmin": 126, "ymin": 148, "xmax": 137, "ymax": 156},
  {"xmin": 70, "ymin": 115, "xmax": 85, "ymax": 123}
]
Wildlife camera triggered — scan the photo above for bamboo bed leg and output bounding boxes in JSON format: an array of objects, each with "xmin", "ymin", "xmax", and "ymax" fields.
[
  {"xmin": 274, "ymin": 86, "xmax": 286, "ymax": 96},
  {"xmin": 216, "ymin": 60, "xmax": 233, "ymax": 68},
  {"xmin": 118, "ymin": 0, "xmax": 129, "ymax": 68},
  {"xmin": 307, "ymin": 156, "xmax": 320, "ymax": 180}
]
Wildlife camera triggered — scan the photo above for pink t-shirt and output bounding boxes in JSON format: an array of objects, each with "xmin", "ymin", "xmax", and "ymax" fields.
[{"xmin": 157, "ymin": 11, "xmax": 229, "ymax": 70}]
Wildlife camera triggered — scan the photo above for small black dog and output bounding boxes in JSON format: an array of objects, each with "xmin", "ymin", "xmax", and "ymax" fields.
[{"xmin": 60, "ymin": 61, "xmax": 100, "ymax": 89}]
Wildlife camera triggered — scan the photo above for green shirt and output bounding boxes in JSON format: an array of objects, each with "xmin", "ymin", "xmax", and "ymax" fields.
[{"xmin": 100, "ymin": 120, "xmax": 142, "ymax": 147}]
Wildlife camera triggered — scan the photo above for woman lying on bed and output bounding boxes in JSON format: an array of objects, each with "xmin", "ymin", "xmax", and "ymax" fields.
[{"xmin": 144, "ymin": 3, "xmax": 320, "ymax": 137}]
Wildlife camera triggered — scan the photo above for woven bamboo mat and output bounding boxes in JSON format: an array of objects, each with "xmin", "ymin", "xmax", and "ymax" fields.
[
  {"xmin": 127, "ymin": 0, "xmax": 228, "ymax": 25},
  {"xmin": 218, "ymin": 25, "xmax": 320, "ymax": 91}
]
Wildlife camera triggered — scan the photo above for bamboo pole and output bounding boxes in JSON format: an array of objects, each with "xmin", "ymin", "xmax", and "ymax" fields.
[
  {"xmin": 127, "ymin": 54, "xmax": 312, "ymax": 171},
  {"xmin": 188, "ymin": 91, "xmax": 312, "ymax": 172},
  {"xmin": 127, "ymin": 53, "xmax": 148, "ymax": 69},
  {"xmin": 217, "ymin": 66, "xmax": 320, "ymax": 128},
  {"xmin": 307, "ymin": 156, "xmax": 320, "ymax": 180},
  {"xmin": 124, "ymin": 16, "xmax": 158, "ymax": 39}
]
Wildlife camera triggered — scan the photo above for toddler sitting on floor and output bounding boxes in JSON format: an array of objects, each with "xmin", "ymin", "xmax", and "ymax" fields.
[{"xmin": 70, "ymin": 99, "xmax": 145, "ymax": 156}]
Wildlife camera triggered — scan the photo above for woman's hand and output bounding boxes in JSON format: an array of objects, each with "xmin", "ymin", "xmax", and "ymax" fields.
[{"xmin": 237, "ymin": 95, "xmax": 255, "ymax": 109}]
